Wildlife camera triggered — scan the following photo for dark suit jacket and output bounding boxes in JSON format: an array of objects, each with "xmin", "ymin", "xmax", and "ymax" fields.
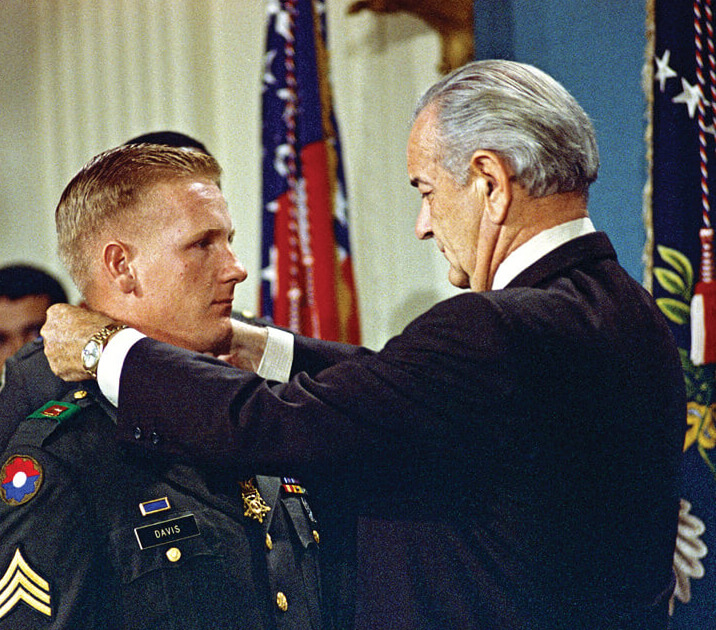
[{"xmin": 117, "ymin": 232, "xmax": 686, "ymax": 629}]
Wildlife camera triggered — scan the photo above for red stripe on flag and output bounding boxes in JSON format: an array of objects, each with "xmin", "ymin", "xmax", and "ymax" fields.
[{"xmin": 302, "ymin": 140, "xmax": 339, "ymax": 340}]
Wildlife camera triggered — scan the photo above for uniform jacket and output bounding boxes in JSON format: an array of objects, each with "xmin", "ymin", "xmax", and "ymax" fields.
[
  {"xmin": 114, "ymin": 232, "xmax": 686, "ymax": 629},
  {"xmin": 0, "ymin": 342, "xmax": 322, "ymax": 629}
]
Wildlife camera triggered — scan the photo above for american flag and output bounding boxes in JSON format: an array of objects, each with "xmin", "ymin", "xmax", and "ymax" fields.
[{"xmin": 260, "ymin": 0, "xmax": 360, "ymax": 343}]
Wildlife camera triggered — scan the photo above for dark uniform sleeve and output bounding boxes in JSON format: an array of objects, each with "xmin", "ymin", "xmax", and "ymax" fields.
[
  {"xmin": 0, "ymin": 399, "xmax": 118, "ymax": 628},
  {"xmin": 0, "ymin": 345, "xmax": 118, "ymax": 627}
]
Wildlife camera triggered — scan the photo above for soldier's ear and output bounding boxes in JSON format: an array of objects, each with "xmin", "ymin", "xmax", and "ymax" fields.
[{"xmin": 103, "ymin": 241, "xmax": 136, "ymax": 294}]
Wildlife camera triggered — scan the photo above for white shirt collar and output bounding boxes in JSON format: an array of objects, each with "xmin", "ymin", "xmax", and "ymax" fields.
[{"xmin": 491, "ymin": 217, "xmax": 596, "ymax": 290}]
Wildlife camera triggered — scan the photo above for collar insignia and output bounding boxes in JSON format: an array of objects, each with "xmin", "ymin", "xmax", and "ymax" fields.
[
  {"xmin": 1, "ymin": 456, "xmax": 43, "ymax": 506},
  {"xmin": 28, "ymin": 401, "xmax": 81, "ymax": 423},
  {"xmin": 0, "ymin": 548, "xmax": 51, "ymax": 619}
]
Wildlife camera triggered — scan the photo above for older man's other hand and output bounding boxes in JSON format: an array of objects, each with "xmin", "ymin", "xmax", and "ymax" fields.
[
  {"xmin": 42, "ymin": 304, "xmax": 114, "ymax": 381},
  {"xmin": 215, "ymin": 319, "xmax": 269, "ymax": 371}
]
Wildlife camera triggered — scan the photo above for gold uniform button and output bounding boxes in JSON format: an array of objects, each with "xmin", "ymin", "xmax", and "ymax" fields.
[
  {"xmin": 312, "ymin": 530, "xmax": 320, "ymax": 544},
  {"xmin": 73, "ymin": 390, "xmax": 88, "ymax": 400},
  {"xmin": 166, "ymin": 547, "xmax": 182, "ymax": 563},
  {"xmin": 265, "ymin": 533, "xmax": 273, "ymax": 550},
  {"xmin": 276, "ymin": 592, "xmax": 288, "ymax": 612}
]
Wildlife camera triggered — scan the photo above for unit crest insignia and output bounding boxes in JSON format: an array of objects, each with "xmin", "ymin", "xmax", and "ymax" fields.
[
  {"xmin": 1, "ymin": 456, "xmax": 43, "ymax": 506},
  {"xmin": 28, "ymin": 400, "xmax": 81, "ymax": 422}
]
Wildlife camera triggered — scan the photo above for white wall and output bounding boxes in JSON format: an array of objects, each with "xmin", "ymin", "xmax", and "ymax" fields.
[{"xmin": 0, "ymin": 0, "xmax": 459, "ymax": 350}]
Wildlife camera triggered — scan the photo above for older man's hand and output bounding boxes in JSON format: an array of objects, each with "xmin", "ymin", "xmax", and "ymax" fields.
[
  {"xmin": 215, "ymin": 319, "xmax": 269, "ymax": 371},
  {"xmin": 42, "ymin": 304, "xmax": 115, "ymax": 381}
]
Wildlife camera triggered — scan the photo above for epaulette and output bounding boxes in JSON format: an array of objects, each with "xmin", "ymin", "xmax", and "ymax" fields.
[
  {"xmin": 13, "ymin": 337, "xmax": 45, "ymax": 362},
  {"xmin": 7, "ymin": 387, "xmax": 96, "ymax": 450}
]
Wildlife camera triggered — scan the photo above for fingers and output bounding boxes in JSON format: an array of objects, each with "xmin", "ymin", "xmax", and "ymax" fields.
[{"xmin": 209, "ymin": 320, "xmax": 269, "ymax": 371}]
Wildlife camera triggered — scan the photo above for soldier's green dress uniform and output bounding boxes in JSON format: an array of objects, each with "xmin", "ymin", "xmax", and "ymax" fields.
[{"xmin": 0, "ymin": 340, "xmax": 322, "ymax": 629}]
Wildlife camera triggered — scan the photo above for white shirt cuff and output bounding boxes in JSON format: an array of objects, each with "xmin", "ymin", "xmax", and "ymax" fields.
[
  {"xmin": 97, "ymin": 327, "xmax": 146, "ymax": 407},
  {"xmin": 97, "ymin": 323, "xmax": 294, "ymax": 406},
  {"xmin": 257, "ymin": 327, "xmax": 294, "ymax": 383}
]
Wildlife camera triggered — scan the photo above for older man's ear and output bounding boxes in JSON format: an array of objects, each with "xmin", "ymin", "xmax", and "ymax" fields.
[{"xmin": 469, "ymin": 150, "xmax": 513, "ymax": 226}]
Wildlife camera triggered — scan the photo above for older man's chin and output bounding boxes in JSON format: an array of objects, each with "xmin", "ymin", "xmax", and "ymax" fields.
[{"xmin": 448, "ymin": 267, "xmax": 471, "ymax": 291}]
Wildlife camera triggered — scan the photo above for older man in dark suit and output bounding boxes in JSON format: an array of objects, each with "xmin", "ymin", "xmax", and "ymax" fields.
[{"xmin": 43, "ymin": 60, "xmax": 686, "ymax": 629}]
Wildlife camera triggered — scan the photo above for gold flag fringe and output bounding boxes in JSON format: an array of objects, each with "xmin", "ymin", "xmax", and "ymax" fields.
[{"xmin": 643, "ymin": 0, "xmax": 656, "ymax": 293}]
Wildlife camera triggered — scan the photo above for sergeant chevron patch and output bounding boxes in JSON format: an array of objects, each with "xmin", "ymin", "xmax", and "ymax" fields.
[{"xmin": 0, "ymin": 548, "xmax": 51, "ymax": 619}]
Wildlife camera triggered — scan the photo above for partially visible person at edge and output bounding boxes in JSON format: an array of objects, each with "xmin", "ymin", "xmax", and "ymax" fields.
[
  {"xmin": 124, "ymin": 129, "xmax": 212, "ymax": 155},
  {"xmin": 0, "ymin": 144, "xmax": 323, "ymax": 629},
  {"xmin": 0, "ymin": 264, "xmax": 67, "ymax": 390},
  {"xmin": 43, "ymin": 60, "xmax": 686, "ymax": 629}
]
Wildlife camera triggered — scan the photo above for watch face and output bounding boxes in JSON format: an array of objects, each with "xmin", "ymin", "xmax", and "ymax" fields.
[{"xmin": 82, "ymin": 340, "xmax": 101, "ymax": 370}]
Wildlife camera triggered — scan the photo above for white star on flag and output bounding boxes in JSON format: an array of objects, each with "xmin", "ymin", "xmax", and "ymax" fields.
[
  {"xmin": 672, "ymin": 77, "xmax": 705, "ymax": 119},
  {"xmin": 266, "ymin": 0, "xmax": 291, "ymax": 41},
  {"xmin": 273, "ymin": 144, "xmax": 293, "ymax": 177},
  {"xmin": 654, "ymin": 50, "xmax": 678, "ymax": 92},
  {"xmin": 261, "ymin": 246, "xmax": 279, "ymax": 300},
  {"xmin": 263, "ymin": 50, "xmax": 277, "ymax": 89},
  {"xmin": 277, "ymin": 87, "xmax": 293, "ymax": 102},
  {"xmin": 334, "ymin": 186, "xmax": 348, "ymax": 226}
]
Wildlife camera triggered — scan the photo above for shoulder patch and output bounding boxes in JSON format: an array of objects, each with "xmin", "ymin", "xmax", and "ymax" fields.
[
  {"xmin": 0, "ymin": 456, "xmax": 43, "ymax": 506},
  {"xmin": 27, "ymin": 401, "xmax": 81, "ymax": 423}
]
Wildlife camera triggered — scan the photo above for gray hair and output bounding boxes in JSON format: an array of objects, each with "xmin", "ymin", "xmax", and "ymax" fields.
[{"xmin": 414, "ymin": 60, "xmax": 599, "ymax": 197}]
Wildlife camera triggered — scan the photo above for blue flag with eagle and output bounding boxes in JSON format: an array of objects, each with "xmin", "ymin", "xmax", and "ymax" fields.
[{"xmin": 645, "ymin": 0, "xmax": 716, "ymax": 625}]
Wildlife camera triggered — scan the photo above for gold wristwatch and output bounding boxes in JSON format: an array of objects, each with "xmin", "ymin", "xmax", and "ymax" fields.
[{"xmin": 81, "ymin": 323, "xmax": 128, "ymax": 378}]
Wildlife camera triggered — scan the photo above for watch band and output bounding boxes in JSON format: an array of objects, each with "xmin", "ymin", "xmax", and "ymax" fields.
[{"xmin": 82, "ymin": 323, "xmax": 128, "ymax": 378}]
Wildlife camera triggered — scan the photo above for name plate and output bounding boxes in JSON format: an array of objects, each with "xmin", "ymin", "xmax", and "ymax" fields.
[{"xmin": 134, "ymin": 514, "xmax": 200, "ymax": 550}]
